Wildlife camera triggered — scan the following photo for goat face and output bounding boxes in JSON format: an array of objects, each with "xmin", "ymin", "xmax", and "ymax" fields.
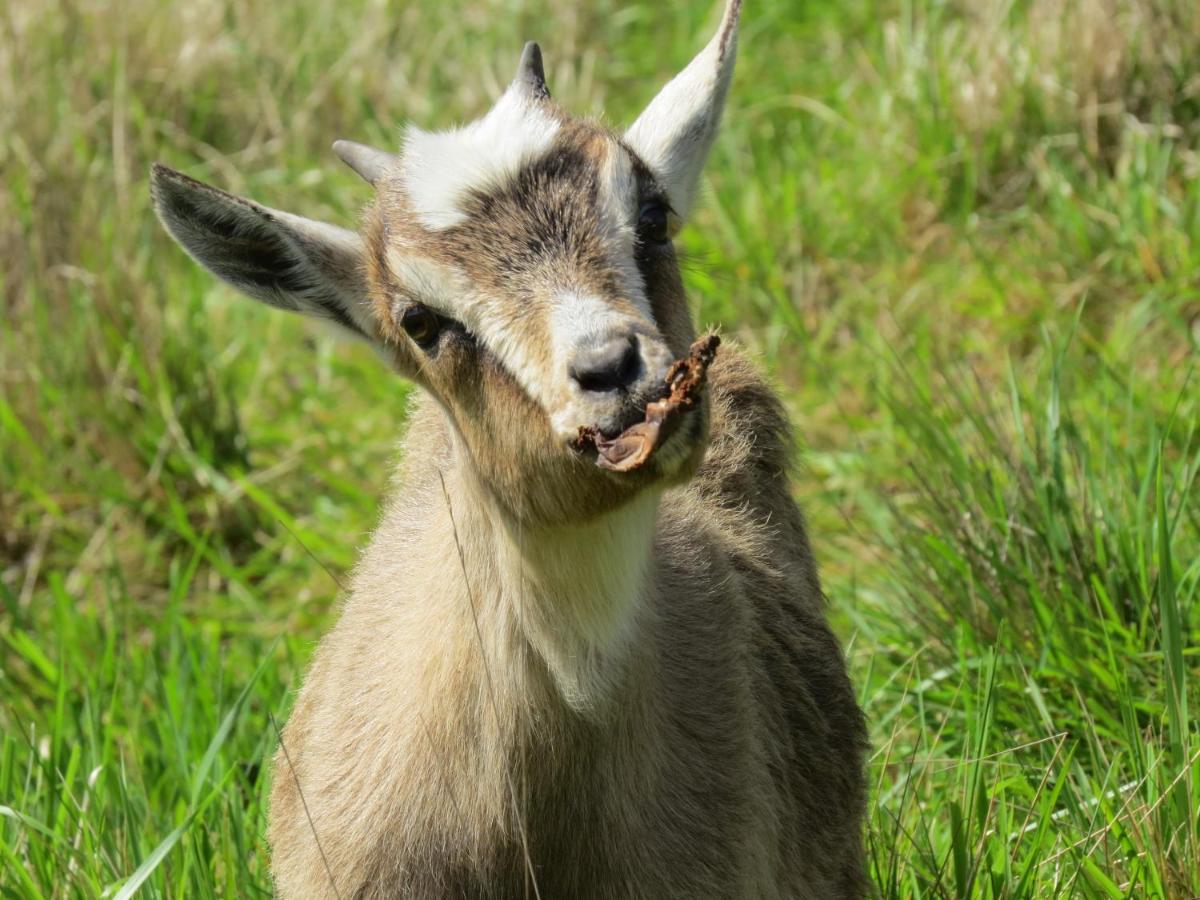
[
  {"xmin": 151, "ymin": 3, "xmax": 741, "ymax": 526},
  {"xmin": 365, "ymin": 116, "xmax": 707, "ymax": 522}
]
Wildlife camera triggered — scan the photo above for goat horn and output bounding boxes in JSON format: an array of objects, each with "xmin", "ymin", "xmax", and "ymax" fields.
[
  {"xmin": 332, "ymin": 140, "xmax": 397, "ymax": 186},
  {"xmin": 513, "ymin": 41, "xmax": 551, "ymax": 101}
]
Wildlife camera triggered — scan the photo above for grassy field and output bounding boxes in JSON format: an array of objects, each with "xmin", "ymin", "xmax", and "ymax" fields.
[{"xmin": 2, "ymin": 0, "xmax": 1198, "ymax": 895}]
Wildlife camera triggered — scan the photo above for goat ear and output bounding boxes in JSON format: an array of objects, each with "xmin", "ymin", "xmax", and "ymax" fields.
[
  {"xmin": 150, "ymin": 164, "xmax": 375, "ymax": 340},
  {"xmin": 625, "ymin": 0, "xmax": 741, "ymax": 219}
]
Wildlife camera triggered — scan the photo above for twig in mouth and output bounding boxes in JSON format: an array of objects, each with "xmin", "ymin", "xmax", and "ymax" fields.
[{"xmin": 574, "ymin": 333, "xmax": 720, "ymax": 473}]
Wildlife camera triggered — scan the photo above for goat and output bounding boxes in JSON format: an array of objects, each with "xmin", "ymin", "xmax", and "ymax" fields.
[{"xmin": 150, "ymin": 2, "xmax": 867, "ymax": 896}]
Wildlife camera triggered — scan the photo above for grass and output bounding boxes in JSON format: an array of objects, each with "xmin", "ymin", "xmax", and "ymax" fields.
[{"xmin": 2, "ymin": 0, "xmax": 1198, "ymax": 895}]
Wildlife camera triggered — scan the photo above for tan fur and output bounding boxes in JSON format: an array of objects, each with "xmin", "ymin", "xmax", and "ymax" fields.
[
  {"xmin": 268, "ymin": 341, "xmax": 867, "ymax": 898},
  {"xmin": 148, "ymin": 7, "xmax": 868, "ymax": 894},
  {"xmin": 262, "ymin": 42, "xmax": 868, "ymax": 900}
]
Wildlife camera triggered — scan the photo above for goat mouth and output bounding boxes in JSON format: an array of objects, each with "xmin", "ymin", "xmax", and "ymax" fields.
[
  {"xmin": 572, "ymin": 333, "xmax": 720, "ymax": 473},
  {"xmin": 597, "ymin": 400, "xmax": 661, "ymax": 441}
]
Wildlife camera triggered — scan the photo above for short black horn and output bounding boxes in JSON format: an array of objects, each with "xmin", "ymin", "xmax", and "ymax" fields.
[{"xmin": 513, "ymin": 41, "xmax": 550, "ymax": 101}]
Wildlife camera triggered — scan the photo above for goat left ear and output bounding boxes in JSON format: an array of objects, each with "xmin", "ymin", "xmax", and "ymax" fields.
[
  {"xmin": 625, "ymin": 0, "xmax": 741, "ymax": 220},
  {"xmin": 150, "ymin": 164, "xmax": 376, "ymax": 340}
]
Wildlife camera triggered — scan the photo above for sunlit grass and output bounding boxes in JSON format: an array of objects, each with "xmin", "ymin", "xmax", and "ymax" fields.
[{"xmin": 2, "ymin": 0, "xmax": 1197, "ymax": 895}]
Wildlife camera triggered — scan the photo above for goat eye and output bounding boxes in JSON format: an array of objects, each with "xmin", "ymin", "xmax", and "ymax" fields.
[
  {"xmin": 637, "ymin": 202, "xmax": 671, "ymax": 245},
  {"xmin": 400, "ymin": 304, "xmax": 440, "ymax": 347}
]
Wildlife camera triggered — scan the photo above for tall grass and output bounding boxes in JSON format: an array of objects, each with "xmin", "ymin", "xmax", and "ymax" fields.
[
  {"xmin": 856, "ymin": 329, "xmax": 1198, "ymax": 894},
  {"xmin": 2, "ymin": 0, "xmax": 1197, "ymax": 895}
]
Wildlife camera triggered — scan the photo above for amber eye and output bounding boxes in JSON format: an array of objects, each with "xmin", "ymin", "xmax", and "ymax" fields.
[
  {"xmin": 637, "ymin": 201, "xmax": 671, "ymax": 245},
  {"xmin": 400, "ymin": 304, "xmax": 440, "ymax": 348}
]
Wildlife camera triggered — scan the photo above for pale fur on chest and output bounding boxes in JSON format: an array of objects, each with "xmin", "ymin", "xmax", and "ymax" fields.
[{"xmin": 270, "ymin": 413, "xmax": 692, "ymax": 887}]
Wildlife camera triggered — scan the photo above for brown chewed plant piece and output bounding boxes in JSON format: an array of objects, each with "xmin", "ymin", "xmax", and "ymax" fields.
[{"xmin": 574, "ymin": 333, "xmax": 721, "ymax": 472}]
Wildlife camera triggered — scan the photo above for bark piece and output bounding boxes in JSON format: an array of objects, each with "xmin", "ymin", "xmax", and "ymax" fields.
[{"xmin": 574, "ymin": 333, "xmax": 721, "ymax": 473}]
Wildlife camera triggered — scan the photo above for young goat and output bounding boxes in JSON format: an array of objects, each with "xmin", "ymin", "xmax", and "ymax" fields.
[{"xmin": 151, "ymin": 2, "xmax": 867, "ymax": 896}]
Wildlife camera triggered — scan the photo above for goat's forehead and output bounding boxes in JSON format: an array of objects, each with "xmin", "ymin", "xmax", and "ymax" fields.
[
  {"xmin": 389, "ymin": 99, "xmax": 637, "ymax": 236},
  {"xmin": 368, "ymin": 103, "xmax": 657, "ymax": 331}
]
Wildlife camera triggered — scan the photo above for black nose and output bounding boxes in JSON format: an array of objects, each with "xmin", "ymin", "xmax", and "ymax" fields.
[{"xmin": 569, "ymin": 334, "xmax": 642, "ymax": 393}]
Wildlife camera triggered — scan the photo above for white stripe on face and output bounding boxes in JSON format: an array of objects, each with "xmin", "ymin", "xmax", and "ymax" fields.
[
  {"xmin": 384, "ymin": 249, "xmax": 465, "ymax": 315},
  {"xmin": 548, "ymin": 292, "xmax": 638, "ymax": 361},
  {"xmin": 596, "ymin": 140, "xmax": 652, "ymax": 319}
]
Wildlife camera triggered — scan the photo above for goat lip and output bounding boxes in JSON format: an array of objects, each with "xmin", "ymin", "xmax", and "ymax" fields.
[
  {"xmin": 603, "ymin": 382, "xmax": 674, "ymax": 438},
  {"xmin": 571, "ymin": 333, "xmax": 720, "ymax": 473},
  {"xmin": 599, "ymin": 407, "xmax": 650, "ymax": 440},
  {"xmin": 572, "ymin": 402, "xmax": 696, "ymax": 472}
]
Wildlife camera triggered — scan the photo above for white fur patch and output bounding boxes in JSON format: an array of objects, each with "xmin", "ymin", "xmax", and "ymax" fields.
[
  {"xmin": 385, "ymin": 249, "xmax": 466, "ymax": 314},
  {"xmin": 491, "ymin": 487, "xmax": 662, "ymax": 708},
  {"xmin": 401, "ymin": 88, "xmax": 561, "ymax": 230},
  {"xmin": 597, "ymin": 142, "xmax": 651, "ymax": 318},
  {"xmin": 548, "ymin": 292, "xmax": 631, "ymax": 355}
]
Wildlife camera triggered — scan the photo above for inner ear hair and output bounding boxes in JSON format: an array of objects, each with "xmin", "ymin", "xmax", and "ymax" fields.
[{"xmin": 150, "ymin": 163, "xmax": 374, "ymax": 340}]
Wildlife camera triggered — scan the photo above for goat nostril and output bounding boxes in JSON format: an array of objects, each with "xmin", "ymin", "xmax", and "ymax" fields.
[{"xmin": 570, "ymin": 334, "xmax": 641, "ymax": 394}]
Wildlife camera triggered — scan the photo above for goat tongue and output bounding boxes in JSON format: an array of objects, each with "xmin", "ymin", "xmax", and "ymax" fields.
[{"xmin": 574, "ymin": 333, "xmax": 720, "ymax": 473}]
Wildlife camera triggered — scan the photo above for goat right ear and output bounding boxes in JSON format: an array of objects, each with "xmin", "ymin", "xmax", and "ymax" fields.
[
  {"xmin": 625, "ymin": 0, "xmax": 741, "ymax": 221},
  {"xmin": 150, "ymin": 164, "xmax": 376, "ymax": 340}
]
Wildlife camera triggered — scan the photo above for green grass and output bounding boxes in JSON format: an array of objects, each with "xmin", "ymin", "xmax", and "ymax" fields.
[{"xmin": 2, "ymin": 0, "xmax": 1198, "ymax": 895}]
